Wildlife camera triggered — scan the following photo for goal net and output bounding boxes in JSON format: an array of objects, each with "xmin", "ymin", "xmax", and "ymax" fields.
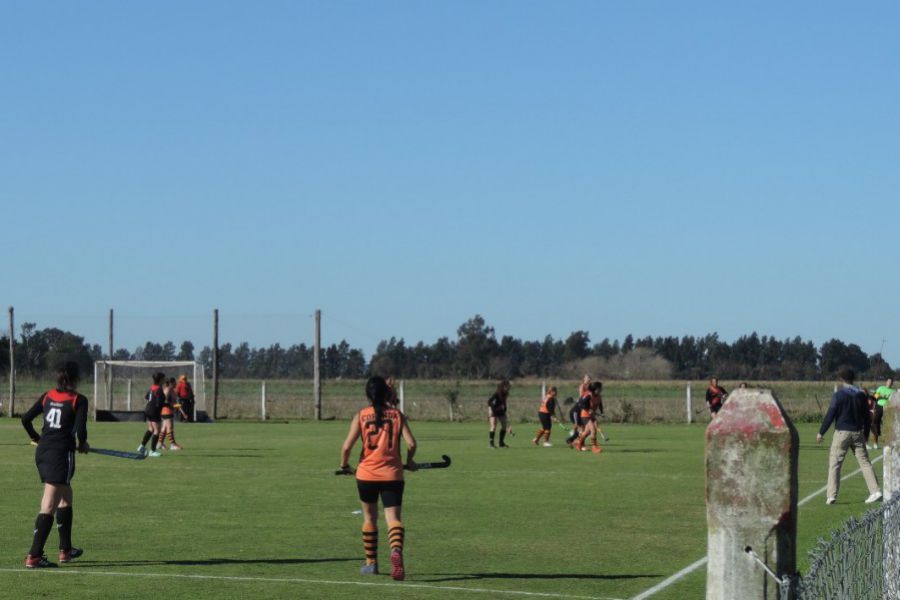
[{"xmin": 93, "ymin": 360, "xmax": 207, "ymax": 421}]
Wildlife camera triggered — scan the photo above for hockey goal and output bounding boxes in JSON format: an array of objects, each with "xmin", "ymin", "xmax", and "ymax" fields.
[{"xmin": 93, "ymin": 360, "xmax": 207, "ymax": 421}]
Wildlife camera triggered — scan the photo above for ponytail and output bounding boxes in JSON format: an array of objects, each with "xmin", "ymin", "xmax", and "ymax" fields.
[
  {"xmin": 56, "ymin": 361, "xmax": 80, "ymax": 390},
  {"xmin": 366, "ymin": 376, "xmax": 390, "ymax": 429}
]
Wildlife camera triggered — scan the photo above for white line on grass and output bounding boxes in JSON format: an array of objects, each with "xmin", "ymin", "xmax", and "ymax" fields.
[
  {"xmin": 0, "ymin": 568, "xmax": 625, "ymax": 600},
  {"xmin": 629, "ymin": 454, "xmax": 884, "ymax": 600}
]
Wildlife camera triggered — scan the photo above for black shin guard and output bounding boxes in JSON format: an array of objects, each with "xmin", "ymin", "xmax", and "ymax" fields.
[
  {"xmin": 56, "ymin": 506, "xmax": 73, "ymax": 551},
  {"xmin": 141, "ymin": 430, "xmax": 153, "ymax": 446},
  {"xmin": 29, "ymin": 513, "xmax": 54, "ymax": 557},
  {"xmin": 499, "ymin": 429, "xmax": 507, "ymax": 445}
]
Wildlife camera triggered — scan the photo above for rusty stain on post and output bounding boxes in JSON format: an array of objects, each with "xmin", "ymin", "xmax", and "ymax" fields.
[{"xmin": 706, "ymin": 388, "xmax": 798, "ymax": 600}]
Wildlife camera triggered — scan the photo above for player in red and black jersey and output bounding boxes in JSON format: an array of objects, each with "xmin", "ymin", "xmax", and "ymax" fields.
[
  {"xmin": 488, "ymin": 379, "xmax": 512, "ymax": 448},
  {"xmin": 157, "ymin": 378, "xmax": 184, "ymax": 451},
  {"xmin": 706, "ymin": 377, "xmax": 727, "ymax": 417},
  {"xmin": 137, "ymin": 372, "xmax": 166, "ymax": 457},
  {"xmin": 20, "ymin": 362, "xmax": 89, "ymax": 568},
  {"xmin": 339, "ymin": 376, "xmax": 417, "ymax": 580}
]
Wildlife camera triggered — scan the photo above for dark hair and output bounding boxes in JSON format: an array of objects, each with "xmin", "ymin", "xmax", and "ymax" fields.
[
  {"xmin": 496, "ymin": 379, "xmax": 511, "ymax": 399},
  {"xmin": 589, "ymin": 381, "xmax": 603, "ymax": 394},
  {"xmin": 153, "ymin": 372, "xmax": 166, "ymax": 385},
  {"xmin": 838, "ymin": 367, "xmax": 855, "ymax": 384},
  {"xmin": 56, "ymin": 361, "xmax": 80, "ymax": 390},
  {"xmin": 366, "ymin": 376, "xmax": 390, "ymax": 428},
  {"xmin": 167, "ymin": 378, "xmax": 177, "ymax": 386}
]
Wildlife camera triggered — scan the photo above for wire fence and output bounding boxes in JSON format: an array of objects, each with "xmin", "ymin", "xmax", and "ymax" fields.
[{"xmin": 780, "ymin": 495, "xmax": 900, "ymax": 600}]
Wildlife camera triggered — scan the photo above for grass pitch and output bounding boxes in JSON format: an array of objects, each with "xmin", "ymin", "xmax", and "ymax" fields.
[{"xmin": 0, "ymin": 418, "xmax": 884, "ymax": 599}]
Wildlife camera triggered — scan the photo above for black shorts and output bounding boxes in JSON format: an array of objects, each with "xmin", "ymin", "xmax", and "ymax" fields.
[
  {"xmin": 356, "ymin": 480, "xmax": 404, "ymax": 507},
  {"xmin": 872, "ymin": 405, "xmax": 884, "ymax": 436},
  {"xmin": 36, "ymin": 446, "xmax": 75, "ymax": 485},
  {"xmin": 538, "ymin": 413, "xmax": 552, "ymax": 430},
  {"xmin": 709, "ymin": 402, "xmax": 722, "ymax": 414},
  {"xmin": 144, "ymin": 411, "xmax": 161, "ymax": 424}
]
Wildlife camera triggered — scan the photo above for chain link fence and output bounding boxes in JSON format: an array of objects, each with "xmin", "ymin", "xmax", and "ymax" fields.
[{"xmin": 779, "ymin": 495, "xmax": 900, "ymax": 600}]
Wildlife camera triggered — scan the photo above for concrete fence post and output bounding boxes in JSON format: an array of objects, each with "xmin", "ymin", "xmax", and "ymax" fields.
[
  {"xmin": 882, "ymin": 389, "xmax": 900, "ymax": 600},
  {"xmin": 706, "ymin": 388, "xmax": 798, "ymax": 600},
  {"xmin": 687, "ymin": 383, "xmax": 693, "ymax": 424},
  {"xmin": 261, "ymin": 381, "xmax": 267, "ymax": 421},
  {"xmin": 884, "ymin": 390, "xmax": 900, "ymax": 501}
]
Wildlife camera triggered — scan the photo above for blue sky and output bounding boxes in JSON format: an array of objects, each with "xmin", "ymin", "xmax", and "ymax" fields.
[{"xmin": 1, "ymin": 2, "xmax": 898, "ymax": 366}]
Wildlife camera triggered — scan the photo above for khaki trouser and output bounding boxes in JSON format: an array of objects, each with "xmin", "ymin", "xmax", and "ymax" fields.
[{"xmin": 827, "ymin": 429, "xmax": 880, "ymax": 499}]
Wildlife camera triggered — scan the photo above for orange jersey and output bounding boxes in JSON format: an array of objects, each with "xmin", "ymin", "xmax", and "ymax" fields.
[
  {"xmin": 539, "ymin": 394, "xmax": 556, "ymax": 414},
  {"xmin": 580, "ymin": 395, "xmax": 601, "ymax": 419},
  {"xmin": 355, "ymin": 406, "xmax": 405, "ymax": 482}
]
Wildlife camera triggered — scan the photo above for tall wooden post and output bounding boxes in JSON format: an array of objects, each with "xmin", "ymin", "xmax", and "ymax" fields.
[
  {"xmin": 261, "ymin": 380, "xmax": 267, "ymax": 421},
  {"xmin": 314, "ymin": 309, "xmax": 322, "ymax": 421},
  {"xmin": 212, "ymin": 308, "xmax": 219, "ymax": 420},
  {"xmin": 8, "ymin": 306, "xmax": 14, "ymax": 417},
  {"xmin": 706, "ymin": 388, "xmax": 798, "ymax": 599},
  {"xmin": 107, "ymin": 308, "xmax": 114, "ymax": 410}
]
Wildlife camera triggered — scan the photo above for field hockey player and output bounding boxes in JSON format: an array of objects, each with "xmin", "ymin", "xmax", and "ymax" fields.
[
  {"xmin": 532, "ymin": 386, "xmax": 559, "ymax": 447},
  {"xmin": 339, "ymin": 376, "xmax": 417, "ymax": 581}
]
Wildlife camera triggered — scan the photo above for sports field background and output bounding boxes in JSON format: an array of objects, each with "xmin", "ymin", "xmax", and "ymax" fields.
[
  {"xmin": 5, "ymin": 378, "xmax": 849, "ymax": 423},
  {"xmin": 0, "ymin": 415, "xmax": 885, "ymax": 599}
]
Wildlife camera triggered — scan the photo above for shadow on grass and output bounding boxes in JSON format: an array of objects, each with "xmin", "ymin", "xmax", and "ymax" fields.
[
  {"xmin": 419, "ymin": 572, "xmax": 662, "ymax": 582},
  {"xmin": 71, "ymin": 557, "xmax": 358, "ymax": 568}
]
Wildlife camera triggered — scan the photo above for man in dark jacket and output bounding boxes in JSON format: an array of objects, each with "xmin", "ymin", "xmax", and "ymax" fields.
[{"xmin": 816, "ymin": 367, "xmax": 882, "ymax": 505}]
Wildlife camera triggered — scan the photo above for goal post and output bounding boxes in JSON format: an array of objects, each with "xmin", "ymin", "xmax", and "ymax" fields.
[{"xmin": 93, "ymin": 360, "xmax": 207, "ymax": 422}]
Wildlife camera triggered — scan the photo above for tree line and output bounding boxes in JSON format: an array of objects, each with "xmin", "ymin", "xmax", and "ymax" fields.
[{"xmin": 0, "ymin": 315, "xmax": 895, "ymax": 381}]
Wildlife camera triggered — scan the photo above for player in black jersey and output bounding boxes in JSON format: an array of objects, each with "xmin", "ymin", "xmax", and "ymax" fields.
[
  {"xmin": 21, "ymin": 362, "xmax": 89, "ymax": 569},
  {"xmin": 137, "ymin": 372, "xmax": 166, "ymax": 457},
  {"xmin": 488, "ymin": 380, "xmax": 512, "ymax": 448}
]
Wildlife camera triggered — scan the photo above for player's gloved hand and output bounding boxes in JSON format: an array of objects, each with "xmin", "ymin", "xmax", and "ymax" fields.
[
  {"xmin": 339, "ymin": 464, "xmax": 355, "ymax": 475},
  {"xmin": 30, "ymin": 437, "xmax": 40, "ymax": 446},
  {"xmin": 78, "ymin": 442, "xmax": 90, "ymax": 454},
  {"xmin": 405, "ymin": 460, "xmax": 418, "ymax": 472}
]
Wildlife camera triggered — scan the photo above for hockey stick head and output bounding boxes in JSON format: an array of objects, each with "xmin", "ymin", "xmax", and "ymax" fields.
[
  {"xmin": 412, "ymin": 455, "xmax": 452, "ymax": 469},
  {"xmin": 90, "ymin": 447, "xmax": 147, "ymax": 460}
]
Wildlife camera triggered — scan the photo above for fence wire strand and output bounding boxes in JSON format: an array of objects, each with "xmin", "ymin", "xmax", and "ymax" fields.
[{"xmin": 780, "ymin": 495, "xmax": 900, "ymax": 600}]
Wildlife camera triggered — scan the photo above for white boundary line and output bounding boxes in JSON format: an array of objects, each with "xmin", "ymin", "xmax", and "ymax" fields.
[
  {"xmin": 0, "ymin": 568, "xmax": 625, "ymax": 600},
  {"xmin": 629, "ymin": 454, "xmax": 884, "ymax": 600}
]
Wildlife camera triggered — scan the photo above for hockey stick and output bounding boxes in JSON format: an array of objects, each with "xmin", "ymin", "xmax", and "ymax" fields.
[
  {"xmin": 90, "ymin": 447, "xmax": 147, "ymax": 460},
  {"xmin": 335, "ymin": 455, "xmax": 452, "ymax": 476},
  {"xmin": 814, "ymin": 394, "xmax": 823, "ymax": 413}
]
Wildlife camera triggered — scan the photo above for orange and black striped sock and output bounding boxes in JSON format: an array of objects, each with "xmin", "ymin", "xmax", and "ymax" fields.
[
  {"xmin": 388, "ymin": 521, "xmax": 404, "ymax": 554},
  {"xmin": 362, "ymin": 523, "xmax": 378, "ymax": 565},
  {"xmin": 591, "ymin": 434, "xmax": 598, "ymax": 447},
  {"xmin": 535, "ymin": 428, "xmax": 543, "ymax": 440},
  {"xmin": 544, "ymin": 430, "xmax": 551, "ymax": 443},
  {"xmin": 168, "ymin": 431, "xmax": 176, "ymax": 444}
]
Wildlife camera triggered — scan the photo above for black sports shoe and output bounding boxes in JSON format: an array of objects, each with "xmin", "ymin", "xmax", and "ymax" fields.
[{"xmin": 59, "ymin": 547, "xmax": 83, "ymax": 563}]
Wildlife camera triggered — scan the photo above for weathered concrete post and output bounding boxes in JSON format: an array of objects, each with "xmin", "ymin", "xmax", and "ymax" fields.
[
  {"xmin": 883, "ymin": 390, "xmax": 900, "ymax": 501},
  {"xmin": 706, "ymin": 388, "xmax": 798, "ymax": 600},
  {"xmin": 883, "ymin": 390, "xmax": 900, "ymax": 600}
]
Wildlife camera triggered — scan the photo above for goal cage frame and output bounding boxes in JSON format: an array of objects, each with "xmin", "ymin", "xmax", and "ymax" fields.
[{"xmin": 92, "ymin": 360, "xmax": 207, "ymax": 422}]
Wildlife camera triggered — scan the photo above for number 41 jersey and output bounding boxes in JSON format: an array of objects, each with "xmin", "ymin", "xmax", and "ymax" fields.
[{"xmin": 24, "ymin": 389, "xmax": 89, "ymax": 451}]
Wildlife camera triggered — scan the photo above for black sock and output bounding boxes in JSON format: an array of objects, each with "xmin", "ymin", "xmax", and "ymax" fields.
[
  {"xmin": 56, "ymin": 506, "xmax": 73, "ymax": 551},
  {"xmin": 29, "ymin": 513, "xmax": 54, "ymax": 557},
  {"xmin": 150, "ymin": 435, "xmax": 158, "ymax": 451},
  {"xmin": 489, "ymin": 431, "xmax": 495, "ymax": 443},
  {"xmin": 499, "ymin": 429, "xmax": 507, "ymax": 445},
  {"xmin": 141, "ymin": 430, "xmax": 153, "ymax": 446}
]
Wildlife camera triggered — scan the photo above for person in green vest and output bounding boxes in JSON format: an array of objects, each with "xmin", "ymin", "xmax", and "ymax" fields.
[{"xmin": 869, "ymin": 377, "xmax": 893, "ymax": 449}]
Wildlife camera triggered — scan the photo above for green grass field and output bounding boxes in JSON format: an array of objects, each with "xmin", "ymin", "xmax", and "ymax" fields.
[{"xmin": 0, "ymin": 417, "xmax": 885, "ymax": 599}]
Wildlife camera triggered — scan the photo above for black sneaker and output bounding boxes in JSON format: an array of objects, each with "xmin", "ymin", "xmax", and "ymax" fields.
[
  {"xmin": 59, "ymin": 547, "xmax": 83, "ymax": 563},
  {"xmin": 25, "ymin": 554, "xmax": 57, "ymax": 569}
]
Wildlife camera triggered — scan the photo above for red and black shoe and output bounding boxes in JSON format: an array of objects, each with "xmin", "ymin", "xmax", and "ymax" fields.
[
  {"xmin": 59, "ymin": 548, "xmax": 83, "ymax": 563},
  {"xmin": 25, "ymin": 554, "xmax": 57, "ymax": 569},
  {"xmin": 390, "ymin": 549, "xmax": 405, "ymax": 581}
]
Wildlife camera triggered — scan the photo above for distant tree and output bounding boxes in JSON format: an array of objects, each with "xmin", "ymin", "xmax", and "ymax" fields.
[
  {"xmin": 454, "ymin": 316, "xmax": 498, "ymax": 378},
  {"xmin": 622, "ymin": 334, "xmax": 634, "ymax": 354},
  {"xmin": 177, "ymin": 341, "xmax": 195, "ymax": 361},
  {"xmin": 563, "ymin": 331, "xmax": 591, "ymax": 363}
]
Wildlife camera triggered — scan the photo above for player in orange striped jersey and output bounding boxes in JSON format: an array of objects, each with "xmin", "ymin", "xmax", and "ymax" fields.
[
  {"xmin": 532, "ymin": 386, "xmax": 559, "ymax": 447},
  {"xmin": 339, "ymin": 376, "xmax": 417, "ymax": 581}
]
